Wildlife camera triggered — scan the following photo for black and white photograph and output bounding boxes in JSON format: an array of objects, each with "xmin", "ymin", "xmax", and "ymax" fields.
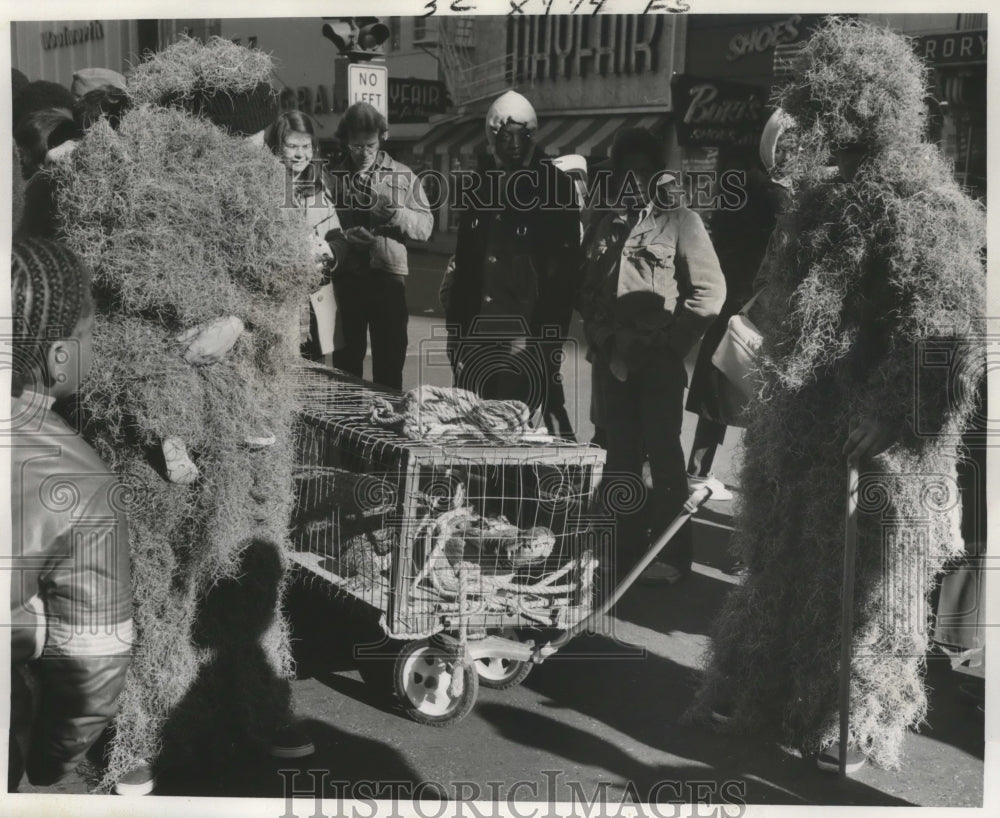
[{"xmin": 3, "ymin": 1, "xmax": 992, "ymax": 814}]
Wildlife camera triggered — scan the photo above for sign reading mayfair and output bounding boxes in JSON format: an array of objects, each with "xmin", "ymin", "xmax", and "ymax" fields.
[{"xmin": 388, "ymin": 78, "xmax": 449, "ymax": 123}]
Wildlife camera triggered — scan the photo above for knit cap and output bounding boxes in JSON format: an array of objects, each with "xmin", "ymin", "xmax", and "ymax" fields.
[
  {"xmin": 71, "ymin": 66, "xmax": 127, "ymax": 98},
  {"xmin": 168, "ymin": 83, "xmax": 279, "ymax": 137},
  {"xmin": 11, "ymin": 237, "xmax": 93, "ymax": 390}
]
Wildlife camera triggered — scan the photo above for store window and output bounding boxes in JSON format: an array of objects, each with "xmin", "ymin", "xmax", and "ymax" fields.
[
  {"xmin": 388, "ymin": 17, "xmax": 401, "ymax": 52},
  {"xmin": 413, "ymin": 17, "xmax": 427, "ymax": 44},
  {"xmin": 159, "ymin": 19, "xmax": 221, "ymax": 45}
]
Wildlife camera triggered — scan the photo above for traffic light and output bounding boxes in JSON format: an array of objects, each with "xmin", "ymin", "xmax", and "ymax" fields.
[{"xmin": 321, "ymin": 17, "xmax": 389, "ymax": 61}]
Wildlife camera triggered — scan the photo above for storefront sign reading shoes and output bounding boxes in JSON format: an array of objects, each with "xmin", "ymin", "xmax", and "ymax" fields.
[
  {"xmin": 726, "ymin": 15, "xmax": 802, "ymax": 62},
  {"xmin": 672, "ymin": 75, "xmax": 768, "ymax": 148}
]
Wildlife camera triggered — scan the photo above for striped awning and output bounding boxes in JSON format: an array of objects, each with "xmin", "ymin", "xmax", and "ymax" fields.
[{"xmin": 413, "ymin": 112, "xmax": 670, "ymax": 163}]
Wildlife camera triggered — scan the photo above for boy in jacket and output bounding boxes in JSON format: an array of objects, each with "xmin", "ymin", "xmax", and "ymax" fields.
[
  {"xmin": 579, "ymin": 129, "xmax": 725, "ymax": 583},
  {"xmin": 9, "ymin": 237, "xmax": 133, "ymax": 791}
]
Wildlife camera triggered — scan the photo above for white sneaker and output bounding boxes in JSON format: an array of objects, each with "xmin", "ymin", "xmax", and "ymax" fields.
[
  {"xmin": 816, "ymin": 742, "xmax": 867, "ymax": 774},
  {"xmin": 688, "ymin": 474, "xmax": 733, "ymax": 501},
  {"xmin": 269, "ymin": 722, "xmax": 315, "ymax": 759},
  {"xmin": 114, "ymin": 762, "xmax": 156, "ymax": 796}
]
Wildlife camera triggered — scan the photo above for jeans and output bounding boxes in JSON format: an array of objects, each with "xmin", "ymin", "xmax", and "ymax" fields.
[
  {"xmin": 454, "ymin": 339, "xmax": 576, "ymax": 441},
  {"xmin": 331, "ymin": 273, "xmax": 408, "ymax": 390},
  {"xmin": 687, "ymin": 416, "xmax": 727, "ymax": 478},
  {"xmin": 600, "ymin": 351, "xmax": 692, "ymax": 576}
]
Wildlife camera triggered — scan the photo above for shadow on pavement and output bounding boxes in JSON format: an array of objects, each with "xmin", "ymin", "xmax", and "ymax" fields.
[
  {"xmin": 919, "ymin": 659, "xmax": 985, "ymax": 760},
  {"xmin": 153, "ymin": 716, "xmax": 421, "ymax": 798},
  {"xmin": 518, "ymin": 637, "xmax": 913, "ymax": 807}
]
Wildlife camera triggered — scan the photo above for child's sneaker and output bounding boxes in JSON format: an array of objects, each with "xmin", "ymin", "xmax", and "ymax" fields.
[
  {"xmin": 114, "ymin": 762, "xmax": 156, "ymax": 795},
  {"xmin": 687, "ymin": 474, "xmax": 733, "ymax": 501},
  {"xmin": 816, "ymin": 742, "xmax": 867, "ymax": 774}
]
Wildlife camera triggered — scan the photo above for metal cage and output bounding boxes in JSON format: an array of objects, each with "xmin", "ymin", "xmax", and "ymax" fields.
[{"xmin": 291, "ymin": 363, "xmax": 608, "ymax": 639}]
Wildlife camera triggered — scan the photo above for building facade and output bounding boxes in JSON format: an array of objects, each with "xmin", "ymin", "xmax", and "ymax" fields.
[
  {"xmin": 862, "ymin": 13, "xmax": 986, "ymax": 197},
  {"xmin": 411, "ymin": 14, "xmax": 685, "ymax": 230},
  {"xmin": 11, "ymin": 19, "xmax": 153, "ymax": 87},
  {"xmin": 11, "ymin": 18, "xmax": 445, "ymax": 162}
]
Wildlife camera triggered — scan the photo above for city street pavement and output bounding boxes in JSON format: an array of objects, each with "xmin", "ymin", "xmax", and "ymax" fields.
[{"xmin": 17, "ymin": 245, "xmax": 985, "ymax": 806}]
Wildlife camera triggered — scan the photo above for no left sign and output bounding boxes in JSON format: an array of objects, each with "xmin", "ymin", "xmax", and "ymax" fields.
[{"xmin": 348, "ymin": 63, "xmax": 388, "ymax": 121}]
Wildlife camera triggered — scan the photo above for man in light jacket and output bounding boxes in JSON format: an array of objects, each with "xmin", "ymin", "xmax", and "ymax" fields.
[
  {"xmin": 579, "ymin": 128, "xmax": 725, "ymax": 584},
  {"xmin": 327, "ymin": 102, "xmax": 432, "ymax": 390}
]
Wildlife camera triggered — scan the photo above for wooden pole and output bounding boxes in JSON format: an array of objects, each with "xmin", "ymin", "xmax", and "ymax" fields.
[{"xmin": 839, "ymin": 462, "xmax": 860, "ymax": 778}]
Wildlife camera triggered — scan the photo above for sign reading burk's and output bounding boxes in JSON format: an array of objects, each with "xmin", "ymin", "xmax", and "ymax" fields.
[{"xmin": 672, "ymin": 74, "xmax": 768, "ymax": 149}]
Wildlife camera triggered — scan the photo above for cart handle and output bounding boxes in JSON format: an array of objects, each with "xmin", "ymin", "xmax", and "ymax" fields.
[{"xmin": 534, "ymin": 485, "xmax": 714, "ymax": 661}]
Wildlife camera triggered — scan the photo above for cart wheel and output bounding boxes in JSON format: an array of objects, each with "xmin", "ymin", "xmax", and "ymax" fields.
[
  {"xmin": 475, "ymin": 629, "xmax": 533, "ymax": 689},
  {"xmin": 393, "ymin": 639, "xmax": 479, "ymax": 727}
]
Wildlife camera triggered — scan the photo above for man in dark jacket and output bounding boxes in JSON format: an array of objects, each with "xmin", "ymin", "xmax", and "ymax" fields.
[
  {"xmin": 445, "ymin": 91, "xmax": 583, "ymax": 439},
  {"xmin": 327, "ymin": 103, "xmax": 432, "ymax": 390}
]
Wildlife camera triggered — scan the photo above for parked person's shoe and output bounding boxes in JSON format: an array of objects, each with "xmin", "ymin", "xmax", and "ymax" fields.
[
  {"xmin": 114, "ymin": 762, "xmax": 156, "ymax": 796},
  {"xmin": 816, "ymin": 742, "xmax": 867, "ymax": 774},
  {"xmin": 640, "ymin": 561, "xmax": 685, "ymax": 585},
  {"xmin": 688, "ymin": 474, "xmax": 733, "ymax": 501},
  {"xmin": 269, "ymin": 721, "xmax": 315, "ymax": 759}
]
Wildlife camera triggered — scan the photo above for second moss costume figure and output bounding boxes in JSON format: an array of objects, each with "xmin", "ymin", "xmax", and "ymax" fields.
[
  {"xmin": 693, "ymin": 19, "xmax": 985, "ymax": 770},
  {"xmin": 53, "ymin": 38, "xmax": 319, "ymax": 789}
]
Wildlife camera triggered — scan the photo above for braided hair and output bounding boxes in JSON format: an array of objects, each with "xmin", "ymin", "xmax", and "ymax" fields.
[{"xmin": 11, "ymin": 237, "xmax": 94, "ymax": 397}]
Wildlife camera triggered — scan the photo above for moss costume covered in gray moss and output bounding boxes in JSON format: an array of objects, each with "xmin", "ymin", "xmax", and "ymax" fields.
[
  {"xmin": 693, "ymin": 19, "xmax": 985, "ymax": 768},
  {"xmin": 52, "ymin": 38, "xmax": 318, "ymax": 786}
]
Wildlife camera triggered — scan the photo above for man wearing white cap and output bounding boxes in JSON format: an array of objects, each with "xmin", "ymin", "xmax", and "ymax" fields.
[
  {"xmin": 445, "ymin": 90, "xmax": 582, "ymax": 439},
  {"xmin": 70, "ymin": 67, "xmax": 127, "ymax": 99}
]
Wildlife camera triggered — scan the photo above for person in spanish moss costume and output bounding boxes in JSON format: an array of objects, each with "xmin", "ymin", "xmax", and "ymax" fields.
[
  {"xmin": 50, "ymin": 37, "xmax": 320, "ymax": 793},
  {"xmin": 692, "ymin": 18, "xmax": 985, "ymax": 773}
]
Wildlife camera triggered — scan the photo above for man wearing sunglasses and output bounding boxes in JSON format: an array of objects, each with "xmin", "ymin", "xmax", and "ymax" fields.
[{"xmin": 327, "ymin": 102, "xmax": 432, "ymax": 389}]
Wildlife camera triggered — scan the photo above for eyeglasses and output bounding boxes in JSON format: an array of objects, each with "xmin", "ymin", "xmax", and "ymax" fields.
[{"xmin": 348, "ymin": 142, "xmax": 379, "ymax": 154}]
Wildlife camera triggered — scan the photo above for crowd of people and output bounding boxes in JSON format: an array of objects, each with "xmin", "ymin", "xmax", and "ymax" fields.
[{"xmin": 8, "ymin": 16, "xmax": 984, "ymax": 795}]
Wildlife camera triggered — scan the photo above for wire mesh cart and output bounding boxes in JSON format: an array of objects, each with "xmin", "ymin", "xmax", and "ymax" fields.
[{"xmin": 291, "ymin": 363, "xmax": 610, "ymax": 725}]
